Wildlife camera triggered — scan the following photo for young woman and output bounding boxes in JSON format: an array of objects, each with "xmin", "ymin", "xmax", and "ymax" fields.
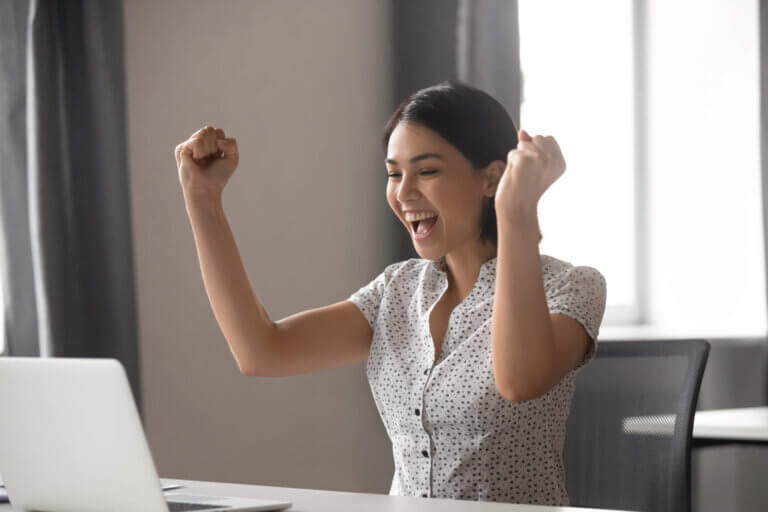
[{"xmin": 174, "ymin": 81, "xmax": 607, "ymax": 506}]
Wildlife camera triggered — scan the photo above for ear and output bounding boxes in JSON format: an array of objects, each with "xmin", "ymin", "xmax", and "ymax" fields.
[{"xmin": 483, "ymin": 160, "xmax": 506, "ymax": 197}]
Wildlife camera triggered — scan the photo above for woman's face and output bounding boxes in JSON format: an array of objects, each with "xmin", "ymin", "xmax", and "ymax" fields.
[{"xmin": 385, "ymin": 122, "xmax": 496, "ymax": 260}]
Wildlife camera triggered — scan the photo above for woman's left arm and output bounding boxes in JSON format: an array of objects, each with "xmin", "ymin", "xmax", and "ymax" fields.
[{"xmin": 491, "ymin": 129, "xmax": 591, "ymax": 403}]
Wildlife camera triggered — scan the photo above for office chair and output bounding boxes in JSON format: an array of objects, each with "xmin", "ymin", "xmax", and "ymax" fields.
[{"xmin": 564, "ymin": 339, "xmax": 710, "ymax": 512}]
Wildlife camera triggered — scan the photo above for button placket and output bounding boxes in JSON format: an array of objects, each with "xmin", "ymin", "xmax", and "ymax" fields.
[{"xmin": 418, "ymin": 384, "xmax": 433, "ymax": 498}]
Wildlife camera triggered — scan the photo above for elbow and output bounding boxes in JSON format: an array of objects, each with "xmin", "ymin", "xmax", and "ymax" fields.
[
  {"xmin": 238, "ymin": 362, "xmax": 260, "ymax": 377},
  {"xmin": 235, "ymin": 353, "xmax": 265, "ymax": 377},
  {"xmin": 232, "ymin": 334, "xmax": 275, "ymax": 377}
]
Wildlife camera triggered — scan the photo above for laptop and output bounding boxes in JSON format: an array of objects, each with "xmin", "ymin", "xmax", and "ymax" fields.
[{"xmin": 0, "ymin": 357, "xmax": 292, "ymax": 512}]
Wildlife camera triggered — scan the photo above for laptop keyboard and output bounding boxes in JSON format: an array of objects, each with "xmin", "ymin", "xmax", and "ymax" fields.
[{"xmin": 167, "ymin": 501, "xmax": 231, "ymax": 511}]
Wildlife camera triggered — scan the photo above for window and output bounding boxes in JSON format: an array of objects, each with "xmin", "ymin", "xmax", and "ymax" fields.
[
  {"xmin": 519, "ymin": 0, "xmax": 766, "ymax": 338},
  {"xmin": 519, "ymin": 0, "xmax": 637, "ymax": 325}
]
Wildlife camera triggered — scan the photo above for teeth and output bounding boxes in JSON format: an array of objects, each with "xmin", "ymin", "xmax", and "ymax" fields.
[{"xmin": 404, "ymin": 211, "xmax": 438, "ymax": 222}]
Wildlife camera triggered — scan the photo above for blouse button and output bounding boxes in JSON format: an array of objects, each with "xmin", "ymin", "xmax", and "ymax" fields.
[
  {"xmin": 422, "ymin": 493, "xmax": 428, "ymax": 498},
  {"xmin": 421, "ymin": 450, "xmax": 429, "ymax": 458},
  {"xmin": 415, "ymin": 408, "xmax": 420, "ymax": 416},
  {"xmin": 423, "ymin": 368, "xmax": 429, "ymax": 375}
]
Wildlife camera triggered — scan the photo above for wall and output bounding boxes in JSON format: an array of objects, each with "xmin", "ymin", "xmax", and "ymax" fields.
[{"xmin": 124, "ymin": 0, "xmax": 397, "ymax": 492}]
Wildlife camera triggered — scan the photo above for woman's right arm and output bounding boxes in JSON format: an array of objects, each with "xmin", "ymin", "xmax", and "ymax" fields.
[{"xmin": 177, "ymin": 127, "xmax": 372, "ymax": 377}]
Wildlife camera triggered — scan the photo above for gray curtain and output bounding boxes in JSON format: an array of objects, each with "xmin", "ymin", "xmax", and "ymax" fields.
[
  {"xmin": 389, "ymin": 0, "xmax": 521, "ymax": 261},
  {"xmin": 0, "ymin": 0, "xmax": 141, "ymax": 407},
  {"xmin": 456, "ymin": 0, "xmax": 521, "ymax": 130}
]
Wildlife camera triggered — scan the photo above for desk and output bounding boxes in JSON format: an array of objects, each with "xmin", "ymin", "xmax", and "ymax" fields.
[
  {"xmin": 0, "ymin": 478, "xmax": 634, "ymax": 511},
  {"xmin": 692, "ymin": 406, "xmax": 768, "ymax": 447},
  {"xmin": 623, "ymin": 406, "xmax": 768, "ymax": 447}
]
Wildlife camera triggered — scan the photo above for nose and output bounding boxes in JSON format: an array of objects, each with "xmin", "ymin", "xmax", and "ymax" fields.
[{"xmin": 396, "ymin": 173, "xmax": 420, "ymax": 204}]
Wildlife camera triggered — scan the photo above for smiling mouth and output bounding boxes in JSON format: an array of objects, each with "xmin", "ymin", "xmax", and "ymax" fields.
[{"xmin": 409, "ymin": 215, "xmax": 439, "ymax": 235}]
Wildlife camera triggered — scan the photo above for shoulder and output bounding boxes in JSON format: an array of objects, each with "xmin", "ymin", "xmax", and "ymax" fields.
[
  {"xmin": 540, "ymin": 254, "xmax": 606, "ymax": 296},
  {"xmin": 376, "ymin": 257, "xmax": 432, "ymax": 288},
  {"xmin": 541, "ymin": 254, "xmax": 608, "ymax": 345}
]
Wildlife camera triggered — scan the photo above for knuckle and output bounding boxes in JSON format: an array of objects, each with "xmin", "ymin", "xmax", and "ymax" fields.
[{"xmin": 519, "ymin": 153, "xmax": 534, "ymax": 163}]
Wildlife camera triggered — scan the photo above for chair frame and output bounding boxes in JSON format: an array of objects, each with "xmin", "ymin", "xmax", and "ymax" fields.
[{"xmin": 567, "ymin": 339, "xmax": 710, "ymax": 512}]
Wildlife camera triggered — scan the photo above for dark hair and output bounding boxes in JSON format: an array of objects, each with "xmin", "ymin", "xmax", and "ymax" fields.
[{"xmin": 383, "ymin": 81, "xmax": 539, "ymax": 246}]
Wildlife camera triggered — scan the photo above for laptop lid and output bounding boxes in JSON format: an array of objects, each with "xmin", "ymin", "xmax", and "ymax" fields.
[
  {"xmin": 0, "ymin": 357, "xmax": 291, "ymax": 512},
  {"xmin": 0, "ymin": 357, "xmax": 171, "ymax": 512}
]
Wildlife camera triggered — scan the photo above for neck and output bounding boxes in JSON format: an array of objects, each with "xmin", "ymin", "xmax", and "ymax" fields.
[{"xmin": 443, "ymin": 241, "xmax": 497, "ymax": 300}]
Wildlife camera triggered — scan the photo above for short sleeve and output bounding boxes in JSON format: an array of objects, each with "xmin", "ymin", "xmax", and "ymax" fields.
[
  {"xmin": 546, "ymin": 265, "xmax": 607, "ymax": 365},
  {"xmin": 346, "ymin": 261, "xmax": 404, "ymax": 330}
]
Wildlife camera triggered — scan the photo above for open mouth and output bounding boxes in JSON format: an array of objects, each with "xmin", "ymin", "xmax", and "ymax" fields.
[{"xmin": 410, "ymin": 215, "xmax": 439, "ymax": 237}]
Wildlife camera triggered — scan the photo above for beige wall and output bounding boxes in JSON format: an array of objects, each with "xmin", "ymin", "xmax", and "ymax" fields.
[{"xmin": 124, "ymin": 0, "xmax": 396, "ymax": 492}]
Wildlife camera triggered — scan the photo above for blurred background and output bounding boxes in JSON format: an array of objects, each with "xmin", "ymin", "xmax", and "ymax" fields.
[{"xmin": 0, "ymin": 0, "xmax": 766, "ymax": 510}]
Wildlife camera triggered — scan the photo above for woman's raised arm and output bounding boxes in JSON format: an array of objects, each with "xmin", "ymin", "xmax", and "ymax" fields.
[{"xmin": 176, "ymin": 127, "xmax": 372, "ymax": 376}]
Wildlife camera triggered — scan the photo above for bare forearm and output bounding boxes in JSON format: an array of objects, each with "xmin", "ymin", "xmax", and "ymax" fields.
[
  {"xmin": 491, "ymin": 213, "xmax": 556, "ymax": 400},
  {"xmin": 184, "ymin": 191, "xmax": 275, "ymax": 374}
]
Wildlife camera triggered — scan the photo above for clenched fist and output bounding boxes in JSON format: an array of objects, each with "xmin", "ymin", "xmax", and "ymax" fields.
[
  {"xmin": 174, "ymin": 126, "xmax": 239, "ymax": 200},
  {"xmin": 494, "ymin": 129, "xmax": 566, "ymax": 222}
]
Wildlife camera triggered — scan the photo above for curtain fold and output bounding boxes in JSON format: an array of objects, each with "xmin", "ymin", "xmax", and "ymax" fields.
[
  {"xmin": 456, "ymin": 0, "xmax": 521, "ymax": 130},
  {"xmin": 0, "ymin": 0, "xmax": 141, "ymax": 408},
  {"xmin": 389, "ymin": 0, "xmax": 521, "ymax": 261},
  {"xmin": 0, "ymin": 0, "xmax": 36, "ymax": 358}
]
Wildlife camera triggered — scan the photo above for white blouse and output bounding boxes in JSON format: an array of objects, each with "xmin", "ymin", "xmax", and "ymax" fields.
[{"xmin": 346, "ymin": 254, "xmax": 607, "ymax": 506}]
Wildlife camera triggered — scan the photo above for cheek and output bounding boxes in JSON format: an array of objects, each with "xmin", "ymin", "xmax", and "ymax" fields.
[
  {"xmin": 436, "ymin": 187, "xmax": 483, "ymax": 231},
  {"xmin": 385, "ymin": 183, "xmax": 397, "ymax": 207},
  {"xmin": 436, "ymin": 185, "xmax": 473, "ymax": 215}
]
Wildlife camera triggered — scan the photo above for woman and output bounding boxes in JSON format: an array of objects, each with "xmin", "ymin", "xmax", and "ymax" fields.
[{"xmin": 174, "ymin": 81, "xmax": 606, "ymax": 506}]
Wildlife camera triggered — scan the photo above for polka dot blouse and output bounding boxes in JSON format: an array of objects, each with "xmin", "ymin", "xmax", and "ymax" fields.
[{"xmin": 346, "ymin": 253, "xmax": 607, "ymax": 506}]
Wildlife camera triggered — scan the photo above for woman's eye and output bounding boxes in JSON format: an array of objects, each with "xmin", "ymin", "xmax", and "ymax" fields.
[{"xmin": 386, "ymin": 170, "xmax": 438, "ymax": 179}]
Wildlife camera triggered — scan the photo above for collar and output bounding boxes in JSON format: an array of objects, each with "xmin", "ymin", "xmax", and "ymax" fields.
[{"xmin": 427, "ymin": 255, "xmax": 498, "ymax": 292}]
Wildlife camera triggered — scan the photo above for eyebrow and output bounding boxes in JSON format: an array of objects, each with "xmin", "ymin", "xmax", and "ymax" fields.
[{"xmin": 385, "ymin": 153, "xmax": 444, "ymax": 166}]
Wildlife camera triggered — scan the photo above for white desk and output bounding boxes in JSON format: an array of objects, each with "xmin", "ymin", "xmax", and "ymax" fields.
[
  {"xmin": 0, "ymin": 478, "xmax": 634, "ymax": 511},
  {"xmin": 623, "ymin": 406, "xmax": 768, "ymax": 446},
  {"xmin": 692, "ymin": 406, "xmax": 768, "ymax": 444}
]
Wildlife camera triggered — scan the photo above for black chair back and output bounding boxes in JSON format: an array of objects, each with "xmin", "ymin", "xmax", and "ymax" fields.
[{"xmin": 564, "ymin": 339, "xmax": 710, "ymax": 512}]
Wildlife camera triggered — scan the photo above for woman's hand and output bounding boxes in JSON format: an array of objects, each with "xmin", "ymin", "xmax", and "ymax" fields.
[
  {"xmin": 174, "ymin": 126, "xmax": 239, "ymax": 200},
  {"xmin": 494, "ymin": 129, "xmax": 566, "ymax": 222}
]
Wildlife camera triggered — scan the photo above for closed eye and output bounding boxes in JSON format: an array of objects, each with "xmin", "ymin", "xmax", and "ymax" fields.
[{"xmin": 387, "ymin": 170, "xmax": 438, "ymax": 179}]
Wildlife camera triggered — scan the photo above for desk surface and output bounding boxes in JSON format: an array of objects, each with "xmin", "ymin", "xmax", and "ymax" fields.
[
  {"xmin": 0, "ymin": 478, "xmax": 633, "ymax": 511},
  {"xmin": 693, "ymin": 406, "xmax": 768, "ymax": 441},
  {"xmin": 623, "ymin": 406, "xmax": 768, "ymax": 442}
]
